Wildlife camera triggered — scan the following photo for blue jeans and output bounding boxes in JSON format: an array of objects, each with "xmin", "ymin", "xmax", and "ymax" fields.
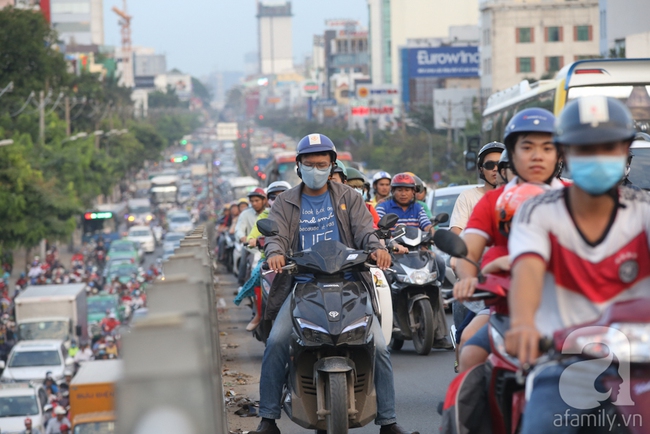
[
  {"xmin": 521, "ymin": 360, "xmax": 625, "ymax": 434},
  {"xmin": 259, "ymin": 296, "xmax": 397, "ymax": 425}
]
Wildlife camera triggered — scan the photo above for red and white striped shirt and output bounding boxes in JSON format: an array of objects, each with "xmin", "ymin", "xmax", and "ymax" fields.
[{"xmin": 509, "ymin": 186, "xmax": 650, "ymax": 336}]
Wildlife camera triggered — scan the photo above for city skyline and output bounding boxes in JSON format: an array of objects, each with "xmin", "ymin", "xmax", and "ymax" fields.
[{"xmin": 102, "ymin": 0, "xmax": 368, "ymax": 76}]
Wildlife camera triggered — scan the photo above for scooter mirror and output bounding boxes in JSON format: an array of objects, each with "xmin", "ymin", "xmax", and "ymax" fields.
[
  {"xmin": 433, "ymin": 229, "xmax": 468, "ymax": 258},
  {"xmin": 256, "ymin": 219, "xmax": 279, "ymax": 237},
  {"xmin": 378, "ymin": 213, "xmax": 399, "ymax": 231},
  {"xmin": 434, "ymin": 213, "xmax": 449, "ymax": 225}
]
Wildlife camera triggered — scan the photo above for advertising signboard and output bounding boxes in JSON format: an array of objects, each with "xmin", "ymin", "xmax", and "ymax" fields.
[{"xmin": 407, "ymin": 46, "xmax": 479, "ymax": 78}]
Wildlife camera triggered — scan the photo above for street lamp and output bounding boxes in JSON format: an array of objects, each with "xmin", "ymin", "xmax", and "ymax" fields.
[
  {"xmin": 0, "ymin": 139, "xmax": 14, "ymax": 147},
  {"xmin": 406, "ymin": 123, "xmax": 434, "ymax": 181}
]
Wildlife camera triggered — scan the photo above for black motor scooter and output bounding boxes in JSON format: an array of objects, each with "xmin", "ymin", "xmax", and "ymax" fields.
[
  {"xmin": 387, "ymin": 213, "xmax": 448, "ymax": 355},
  {"xmin": 257, "ymin": 213, "xmax": 398, "ymax": 434}
]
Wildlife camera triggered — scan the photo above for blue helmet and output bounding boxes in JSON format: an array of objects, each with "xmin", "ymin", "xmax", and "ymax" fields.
[
  {"xmin": 503, "ymin": 108, "xmax": 556, "ymax": 151},
  {"xmin": 296, "ymin": 134, "xmax": 337, "ymax": 162}
]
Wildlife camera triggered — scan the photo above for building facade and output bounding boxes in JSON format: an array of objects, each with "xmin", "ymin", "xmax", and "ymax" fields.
[
  {"xmin": 49, "ymin": 0, "xmax": 103, "ymax": 45},
  {"xmin": 599, "ymin": 0, "xmax": 650, "ymax": 57},
  {"xmin": 367, "ymin": 0, "xmax": 479, "ymax": 87},
  {"xmin": 479, "ymin": 0, "xmax": 600, "ymax": 97},
  {"xmin": 257, "ymin": 1, "xmax": 293, "ymax": 75},
  {"xmin": 323, "ymin": 26, "xmax": 370, "ymax": 99}
]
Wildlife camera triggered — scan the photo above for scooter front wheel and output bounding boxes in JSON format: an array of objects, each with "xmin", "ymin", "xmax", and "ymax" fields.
[
  {"xmin": 390, "ymin": 338, "xmax": 404, "ymax": 351},
  {"xmin": 326, "ymin": 372, "xmax": 348, "ymax": 434},
  {"xmin": 412, "ymin": 299, "xmax": 434, "ymax": 355}
]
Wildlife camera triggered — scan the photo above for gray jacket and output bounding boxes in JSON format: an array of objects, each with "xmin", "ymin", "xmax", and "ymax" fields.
[
  {"xmin": 265, "ymin": 180, "xmax": 383, "ymax": 258},
  {"xmin": 263, "ymin": 181, "xmax": 383, "ymax": 319}
]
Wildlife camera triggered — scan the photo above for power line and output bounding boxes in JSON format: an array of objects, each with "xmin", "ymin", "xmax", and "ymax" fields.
[{"xmin": 10, "ymin": 91, "xmax": 35, "ymax": 117}]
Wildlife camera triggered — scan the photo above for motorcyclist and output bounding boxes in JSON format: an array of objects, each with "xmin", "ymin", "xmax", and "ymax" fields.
[
  {"xmin": 252, "ymin": 133, "xmax": 416, "ymax": 434},
  {"xmin": 99, "ymin": 311, "xmax": 120, "ymax": 334},
  {"xmin": 22, "ymin": 417, "xmax": 42, "ymax": 434},
  {"xmin": 370, "ymin": 171, "xmax": 392, "ymax": 206},
  {"xmin": 235, "ymin": 188, "xmax": 269, "ymax": 288},
  {"xmin": 505, "ymin": 96, "xmax": 647, "ymax": 434},
  {"xmin": 411, "ymin": 174, "xmax": 433, "ymax": 219},
  {"xmin": 496, "ymin": 149, "xmax": 513, "ymax": 186},
  {"xmin": 449, "ymin": 142, "xmax": 504, "ymax": 235},
  {"xmin": 453, "ymin": 108, "xmax": 566, "ymax": 370},
  {"xmin": 235, "ymin": 181, "xmax": 291, "ymax": 331},
  {"xmin": 346, "ymin": 167, "xmax": 380, "ymax": 227},
  {"xmin": 330, "ymin": 159, "xmax": 348, "ymax": 184},
  {"xmin": 375, "ymin": 173, "xmax": 452, "ymax": 350}
]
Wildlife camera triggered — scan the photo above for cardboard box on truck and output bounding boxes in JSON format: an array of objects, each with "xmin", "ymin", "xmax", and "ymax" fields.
[
  {"xmin": 70, "ymin": 360, "xmax": 123, "ymax": 431},
  {"xmin": 15, "ymin": 284, "xmax": 88, "ymax": 345}
]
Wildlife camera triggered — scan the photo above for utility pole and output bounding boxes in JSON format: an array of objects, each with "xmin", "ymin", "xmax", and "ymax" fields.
[
  {"xmin": 64, "ymin": 96, "xmax": 71, "ymax": 136},
  {"xmin": 39, "ymin": 91, "xmax": 45, "ymax": 148},
  {"xmin": 368, "ymin": 99, "xmax": 374, "ymax": 146},
  {"xmin": 446, "ymin": 100, "xmax": 453, "ymax": 163}
]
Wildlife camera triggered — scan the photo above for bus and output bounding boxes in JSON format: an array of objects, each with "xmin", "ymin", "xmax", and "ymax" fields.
[
  {"xmin": 149, "ymin": 175, "xmax": 179, "ymax": 210},
  {"xmin": 81, "ymin": 203, "xmax": 127, "ymax": 244},
  {"xmin": 480, "ymin": 58, "xmax": 650, "ymax": 187},
  {"xmin": 263, "ymin": 151, "xmax": 356, "ymax": 187}
]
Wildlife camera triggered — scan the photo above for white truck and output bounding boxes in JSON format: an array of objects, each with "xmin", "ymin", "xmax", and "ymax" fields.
[{"xmin": 15, "ymin": 284, "xmax": 88, "ymax": 346}]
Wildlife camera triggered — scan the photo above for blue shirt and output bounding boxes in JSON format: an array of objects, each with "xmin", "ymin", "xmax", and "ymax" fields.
[
  {"xmin": 375, "ymin": 199, "xmax": 431, "ymax": 231},
  {"xmin": 299, "ymin": 191, "xmax": 341, "ymax": 250}
]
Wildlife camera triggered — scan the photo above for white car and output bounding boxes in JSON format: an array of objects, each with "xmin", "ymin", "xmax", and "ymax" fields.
[
  {"xmin": 127, "ymin": 225, "xmax": 156, "ymax": 254},
  {"xmin": 0, "ymin": 340, "xmax": 71, "ymax": 383},
  {"xmin": 167, "ymin": 213, "xmax": 194, "ymax": 234},
  {"xmin": 427, "ymin": 184, "xmax": 480, "ymax": 229},
  {"xmin": 0, "ymin": 383, "xmax": 48, "ymax": 433}
]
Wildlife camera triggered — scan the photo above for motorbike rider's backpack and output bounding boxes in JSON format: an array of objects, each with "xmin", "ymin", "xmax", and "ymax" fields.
[{"xmin": 439, "ymin": 362, "xmax": 492, "ymax": 434}]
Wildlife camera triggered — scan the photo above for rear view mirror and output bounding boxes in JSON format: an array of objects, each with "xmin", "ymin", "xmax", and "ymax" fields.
[
  {"xmin": 378, "ymin": 213, "xmax": 399, "ymax": 231},
  {"xmin": 464, "ymin": 151, "xmax": 477, "ymax": 172},
  {"xmin": 434, "ymin": 213, "xmax": 449, "ymax": 225},
  {"xmin": 433, "ymin": 230, "xmax": 468, "ymax": 258},
  {"xmin": 257, "ymin": 219, "xmax": 279, "ymax": 237}
]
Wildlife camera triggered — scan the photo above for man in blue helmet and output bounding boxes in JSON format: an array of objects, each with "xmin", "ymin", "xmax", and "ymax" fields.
[
  {"xmin": 252, "ymin": 133, "xmax": 418, "ymax": 434},
  {"xmin": 452, "ymin": 108, "xmax": 566, "ymax": 373},
  {"xmin": 506, "ymin": 97, "xmax": 649, "ymax": 433}
]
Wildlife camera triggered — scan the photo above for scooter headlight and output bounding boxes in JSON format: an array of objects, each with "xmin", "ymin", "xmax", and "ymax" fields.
[
  {"xmin": 296, "ymin": 318, "xmax": 333, "ymax": 345},
  {"xmin": 410, "ymin": 270, "xmax": 437, "ymax": 285},
  {"xmin": 340, "ymin": 316, "xmax": 371, "ymax": 343}
]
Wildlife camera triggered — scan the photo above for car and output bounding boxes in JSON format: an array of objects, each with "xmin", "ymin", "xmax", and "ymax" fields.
[
  {"xmin": 167, "ymin": 212, "xmax": 194, "ymax": 233},
  {"xmin": 0, "ymin": 340, "xmax": 71, "ymax": 383},
  {"xmin": 107, "ymin": 239, "xmax": 142, "ymax": 264},
  {"xmin": 105, "ymin": 262, "xmax": 139, "ymax": 285},
  {"xmin": 0, "ymin": 383, "xmax": 48, "ymax": 433},
  {"xmin": 127, "ymin": 225, "xmax": 156, "ymax": 254},
  {"xmin": 427, "ymin": 184, "xmax": 480, "ymax": 229}
]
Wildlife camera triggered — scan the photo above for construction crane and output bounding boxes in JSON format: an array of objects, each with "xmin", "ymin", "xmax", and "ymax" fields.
[{"xmin": 112, "ymin": 0, "xmax": 134, "ymax": 87}]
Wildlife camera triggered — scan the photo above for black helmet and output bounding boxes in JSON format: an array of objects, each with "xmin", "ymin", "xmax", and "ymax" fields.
[
  {"xmin": 478, "ymin": 142, "xmax": 505, "ymax": 167},
  {"xmin": 497, "ymin": 149, "xmax": 509, "ymax": 172},
  {"xmin": 554, "ymin": 96, "xmax": 636, "ymax": 146},
  {"xmin": 411, "ymin": 174, "xmax": 425, "ymax": 194}
]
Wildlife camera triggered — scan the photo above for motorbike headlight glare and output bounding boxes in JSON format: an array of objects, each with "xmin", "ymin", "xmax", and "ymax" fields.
[
  {"xmin": 567, "ymin": 322, "xmax": 650, "ymax": 364},
  {"xmin": 296, "ymin": 318, "xmax": 333, "ymax": 345},
  {"xmin": 396, "ymin": 275, "xmax": 411, "ymax": 283},
  {"xmin": 410, "ymin": 270, "xmax": 434, "ymax": 285},
  {"xmin": 340, "ymin": 316, "xmax": 371, "ymax": 343}
]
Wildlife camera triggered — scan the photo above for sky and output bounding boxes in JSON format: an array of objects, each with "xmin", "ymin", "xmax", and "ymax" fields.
[{"xmin": 103, "ymin": 0, "xmax": 369, "ymax": 77}]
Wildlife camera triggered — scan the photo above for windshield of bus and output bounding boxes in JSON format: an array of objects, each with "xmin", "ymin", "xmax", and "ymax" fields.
[
  {"xmin": 18, "ymin": 321, "xmax": 69, "ymax": 341},
  {"xmin": 567, "ymin": 85, "xmax": 650, "ymax": 132},
  {"xmin": 0, "ymin": 396, "xmax": 39, "ymax": 417},
  {"xmin": 9, "ymin": 350, "xmax": 61, "ymax": 367},
  {"xmin": 150, "ymin": 186, "xmax": 177, "ymax": 204}
]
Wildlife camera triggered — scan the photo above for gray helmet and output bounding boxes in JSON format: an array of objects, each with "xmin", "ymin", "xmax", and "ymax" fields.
[{"xmin": 554, "ymin": 96, "xmax": 636, "ymax": 146}]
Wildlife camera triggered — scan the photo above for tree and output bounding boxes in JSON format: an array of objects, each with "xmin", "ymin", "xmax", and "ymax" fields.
[
  {"xmin": 191, "ymin": 77, "xmax": 212, "ymax": 106},
  {"xmin": 148, "ymin": 86, "xmax": 186, "ymax": 108}
]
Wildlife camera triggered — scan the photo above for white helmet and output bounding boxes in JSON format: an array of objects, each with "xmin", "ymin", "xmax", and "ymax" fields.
[
  {"xmin": 371, "ymin": 171, "xmax": 391, "ymax": 185},
  {"xmin": 266, "ymin": 181, "xmax": 292, "ymax": 195}
]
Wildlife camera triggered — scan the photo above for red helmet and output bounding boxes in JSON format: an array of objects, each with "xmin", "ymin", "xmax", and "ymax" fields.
[
  {"xmin": 390, "ymin": 173, "xmax": 416, "ymax": 190},
  {"xmin": 247, "ymin": 187, "xmax": 267, "ymax": 199},
  {"xmin": 496, "ymin": 183, "xmax": 547, "ymax": 236}
]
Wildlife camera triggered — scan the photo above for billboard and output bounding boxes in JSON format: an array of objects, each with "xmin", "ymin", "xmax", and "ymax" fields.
[
  {"xmin": 433, "ymin": 88, "xmax": 479, "ymax": 129},
  {"xmin": 406, "ymin": 46, "xmax": 479, "ymax": 79}
]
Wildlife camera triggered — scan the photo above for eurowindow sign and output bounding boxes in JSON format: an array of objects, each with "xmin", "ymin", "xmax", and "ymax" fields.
[{"xmin": 406, "ymin": 46, "xmax": 479, "ymax": 78}]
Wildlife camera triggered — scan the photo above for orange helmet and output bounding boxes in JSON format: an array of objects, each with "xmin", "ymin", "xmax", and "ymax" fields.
[{"xmin": 496, "ymin": 183, "xmax": 547, "ymax": 236}]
